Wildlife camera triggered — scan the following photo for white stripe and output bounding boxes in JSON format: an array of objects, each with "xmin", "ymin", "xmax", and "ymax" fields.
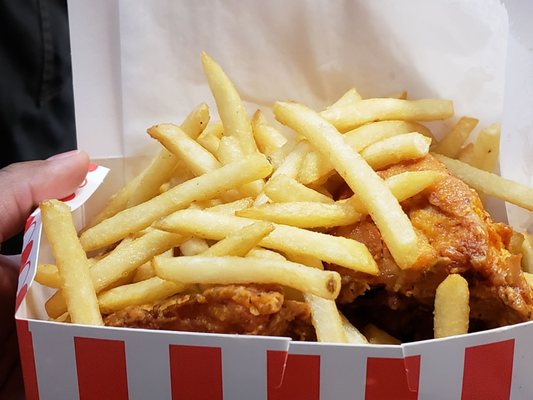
[
  {"xmin": 403, "ymin": 339, "xmax": 464, "ymax": 400},
  {"xmin": 221, "ymin": 335, "xmax": 290, "ymax": 400},
  {"xmin": 509, "ymin": 322, "xmax": 533, "ymax": 399},
  {"xmin": 124, "ymin": 334, "xmax": 172, "ymax": 400},
  {"xmin": 30, "ymin": 320, "xmax": 80, "ymax": 400}
]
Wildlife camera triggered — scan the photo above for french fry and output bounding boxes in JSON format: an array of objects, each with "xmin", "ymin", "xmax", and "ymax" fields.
[
  {"xmin": 154, "ymin": 255, "xmax": 342, "ymax": 300},
  {"xmin": 127, "ymin": 103, "xmax": 210, "ymax": 208},
  {"xmin": 432, "ymin": 116, "xmax": 478, "ymax": 158},
  {"xmin": 148, "ymin": 123, "xmax": 222, "ymax": 176},
  {"xmin": 434, "ymin": 154, "xmax": 533, "ymax": 211},
  {"xmin": 202, "ymin": 52, "xmax": 258, "ymax": 155},
  {"xmin": 299, "ymin": 120, "xmax": 434, "ymax": 184},
  {"xmin": 268, "ymin": 139, "xmax": 297, "ymax": 170},
  {"xmin": 359, "ymin": 132, "xmax": 431, "ymax": 170},
  {"xmin": 524, "ymin": 272, "xmax": 533, "ymax": 288},
  {"xmin": 340, "ymin": 314, "xmax": 368, "ymax": 344},
  {"xmin": 287, "ymin": 252, "xmax": 348, "ymax": 343},
  {"xmin": 522, "ymin": 234, "xmax": 533, "ymax": 273},
  {"xmin": 246, "ymin": 248, "xmax": 287, "ymax": 261},
  {"xmin": 80, "ymin": 155, "xmax": 272, "ymax": 251},
  {"xmin": 326, "ymin": 88, "xmax": 362, "ymax": 109},
  {"xmin": 237, "ymin": 201, "xmax": 363, "ymax": 228},
  {"xmin": 46, "ymin": 229, "xmax": 188, "ymax": 318},
  {"xmin": 320, "ymin": 98, "xmax": 454, "ymax": 132},
  {"xmin": 457, "ymin": 143, "xmax": 474, "ymax": 164},
  {"xmin": 98, "ymin": 277, "xmax": 187, "ymax": 314},
  {"xmin": 264, "ymin": 174, "xmax": 334, "ymax": 204},
  {"xmin": 362, "ymin": 324, "xmax": 401, "ymax": 345},
  {"xmin": 40, "ymin": 200, "xmax": 103, "ymax": 326},
  {"xmin": 251, "ymin": 110, "xmax": 288, "ymax": 155},
  {"xmin": 434, "ymin": 274, "xmax": 469, "ymax": 338},
  {"xmin": 206, "ymin": 197, "xmax": 254, "ymax": 215},
  {"xmin": 240, "ymin": 171, "xmax": 440, "ymax": 228},
  {"xmin": 202, "ymin": 221, "xmax": 274, "ymax": 257},
  {"xmin": 132, "ymin": 262, "xmax": 156, "ymax": 283},
  {"xmin": 469, "ymin": 123, "xmax": 501, "ymax": 172},
  {"xmin": 304, "ymin": 294, "xmax": 348, "ymax": 343},
  {"xmin": 217, "ymin": 135, "xmax": 264, "ymax": 198},
  {"xmin": 156, "ymin": 209, "xmax": 378, "ymax": 274},
  {"xmin": 35, "ymin": 264, "xmax": 63, "ymax": 288},
  {"xmin": 179, "ymin": 237, "xmax": 210, "ymax": 256},
  {"xmin": 197, "ymin": 121, "xmax": 224, "ymax": 155},
  {"xmin": 274, "ymin": 101, "xmax": 420, "ymax": 269},
  {"xmin": 255, "ymin": 140, "xmax": 310, "ymax": 205}
]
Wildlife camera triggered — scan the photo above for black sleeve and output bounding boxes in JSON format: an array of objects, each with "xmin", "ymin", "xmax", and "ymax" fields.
[{"xmin": 0, "ymin": 0, "xmax": 77, "ymax": 253}]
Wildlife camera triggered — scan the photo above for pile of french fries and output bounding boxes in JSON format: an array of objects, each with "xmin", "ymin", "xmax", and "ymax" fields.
[{"xmin": 36, "ymin": 52, "xmax": 533, "ymax": 344}]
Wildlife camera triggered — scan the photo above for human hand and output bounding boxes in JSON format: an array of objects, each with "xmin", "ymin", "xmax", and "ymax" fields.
[{"xmin": 0, "ymin": 150, "xmax": 89, "ymax": 399}]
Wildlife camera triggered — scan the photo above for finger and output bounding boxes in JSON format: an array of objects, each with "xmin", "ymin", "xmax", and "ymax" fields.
[{"xmin": 0, "ymin": 150, "xmax": 90, "ymax": 243}]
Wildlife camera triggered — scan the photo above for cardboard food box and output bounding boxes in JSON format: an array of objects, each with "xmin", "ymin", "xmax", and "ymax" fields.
[{"xmin": 15, "ymin": 0, "xmax": 533, "ymax": 398}]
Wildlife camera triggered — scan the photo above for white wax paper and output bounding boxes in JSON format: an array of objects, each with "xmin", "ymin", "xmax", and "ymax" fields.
[{"xmin": 118, "ymin": 0, "xmax": 508, "ymax": 157}]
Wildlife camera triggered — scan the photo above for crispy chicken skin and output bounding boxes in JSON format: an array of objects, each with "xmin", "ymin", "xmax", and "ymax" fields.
[
  {"xmin": 105, "ymin": 284, "xmax": 315, "ymax": 341},
  {"xmin": 330, "ymin": 154, "xmax": 533, "ymax": 340}
]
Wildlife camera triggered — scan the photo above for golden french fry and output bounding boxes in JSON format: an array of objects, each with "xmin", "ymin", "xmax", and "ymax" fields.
[
  {"xmin": 457, "ymin": 143, "xmax": 474, "ymax": 164},
  {"xmin": 46, "ymin": 229, "xmax": 188, "ymax": 318},
  {"xmin": 299, "ymin": 120, "xmax": 434, "ymax": 184},
  {"xmin": 304, "ymin": 294, "xmax": 348, "ymax": 343},
  {"xmin": 274, "ymin": 101, "xmax": 420, "ymax": 269},
  {"xmin": 522, "ymin": 234, "xmax": 533, "ymax": 273},
  {"xmin": 179, "ymin": 237, "xmax": 210, "ymax": 256},
  {"xmin": 320, "ymin": 98, "xmax": 454, "ymax": 132},
  {"xmin": 255, "ymin": 140, "xmax": 310, "ymax": 205},
  {"xmin": 98, "ymin": 277, "xmax": 187, "ymax": 314},
  {"xmin": 132, "ymin": 262, "xmax": 156, "ymax": 283},
  {"xmin": 434, "ymin": 154, "xmax": 533, "ymax": 211},
  {"xmin": 35, "ymin": 264, "xmax": 63, "ymax": 288},
  {"xmin": 217, "ymin": 135, "xmax": 264, "ymax": 198},
  {"xmin": 156, "ymin": 209, "xmax": 378, "ymax": 274},
  {"xmin": 264, "ymin": 174, "xmax": 334, "ymax": 204},
  {"xmin": 197, "ymin": 121, "xmax": 224, "ymax": 155},
  {"xmin": 154, "ymin": 255, "xmax": 341, "ymax": 300},
  {"xmin": 148, "ymin": 123, "xmax": 221, "ymax": 176},
  {"xmin": 524, "ymin": 272, "xmax": 533, "ymax": 287},
  {"xmin": 40, "ymin": 200, "xmax": 103, "ymax": 326},
  {"xmin": 127, "ymin": 103, "xmax": 211, "ymax": 208},
  {"xmin": 362, "ymin": 324, "xmax": 401, "ymax": 345},
  {"xmin": 202, "ymin": 221, "xmax": 274, "ymax": 257},
  {"xmin": 469, "ymin": 123, "xmax": 501, "ymax": 172},
  {"xmin": 246, "ymin": 248, "xmax": 287, "ymax": 261},
  {"xmin": 251, "ymin": 110, "xmax": 288, "ymax": 155},
  {"xmin": 340, "ymin": 314, "xmax": 368, "ymax": 344},
  {"xmin": 434, "ymin": 274, "xmax": 469, "ymax": 338},
  {"xmin": 286, "ymin": 252, "xmax": 348, "ymax": 343},
  {"xmin": 80, "ymin": 155, "xmax": 272, "ymax": 251},
  {"xmin": 432, "ymin": 116, "xmax": 478, "ymax": 158},
  {"xmin": 359, "ymin": 132, "xmax": 431, "ymax": 170},
  {"xmin": 268, "ymin": 139, "xmax": 297, "ymax": 170},
  {"xmin": 326, "ymin": 88, "xmax": 362, "ymax": 109},
  {"xmin": 201, "ymin": 52, "xmax": 258, "ymax": 155},
  {"xmin": 237, "ymin": 201, "xmax": 363, "ymax": 228},
  {"xmin": 206, "ymin": 197, "xmax": 254, "ymax": 215}
]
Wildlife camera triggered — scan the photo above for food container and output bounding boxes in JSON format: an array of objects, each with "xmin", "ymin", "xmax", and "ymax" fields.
[{"xmin": 15, "ymin": 0, "xmax": 533, "ymax": 398}]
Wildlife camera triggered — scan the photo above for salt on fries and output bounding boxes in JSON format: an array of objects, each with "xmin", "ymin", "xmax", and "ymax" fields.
[{"xmin": 36, "ymin": 52, "xmax": 533, "ymax": 345}]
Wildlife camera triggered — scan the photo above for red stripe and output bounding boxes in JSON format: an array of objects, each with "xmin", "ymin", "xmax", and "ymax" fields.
[
  {"xmin": 74, "ymin": 337, "xmax": 129, "ymax": 400},
  {"xmin": 267, "ymin": 351, "xmax": 320, "ymax": 400},
  {"xmin": 169, "ymin": 345, "xmax": 223, "ymax": 400},
  {"xmin": 15, "ymin": 320, "xmax": 39, "ymax": 400},
  {"xmin": 365, "ymin": 356, "xmax": 420, "ymax": 400},
  {"xmin": 461, "ymin": 339, "xmax": 514, "ymax": 400}
]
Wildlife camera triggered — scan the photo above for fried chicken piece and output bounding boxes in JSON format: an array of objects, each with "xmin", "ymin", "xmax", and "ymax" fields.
[
  {"xmin": 104, "ymin": 284, "xmax": 315, "ymax": 341},
  {"xmin": 329, "ymin": 154, "xmax": 533, "ymax": 341}
]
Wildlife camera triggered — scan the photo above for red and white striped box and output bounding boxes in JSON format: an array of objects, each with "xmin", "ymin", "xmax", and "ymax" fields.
[{"xmin": 14, "ymin": 160, "xmax": 533, "ymax": 400}]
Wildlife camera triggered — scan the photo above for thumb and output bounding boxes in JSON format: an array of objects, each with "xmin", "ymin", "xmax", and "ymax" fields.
[{"xmin": 0, "ymin": 150, "xmax": 90, "ymax": 244}]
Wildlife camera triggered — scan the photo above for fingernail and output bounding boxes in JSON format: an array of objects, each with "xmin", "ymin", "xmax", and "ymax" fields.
[{"xmin": 47, "ymin": 150, "xmax": 80, "ymax": 161}]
